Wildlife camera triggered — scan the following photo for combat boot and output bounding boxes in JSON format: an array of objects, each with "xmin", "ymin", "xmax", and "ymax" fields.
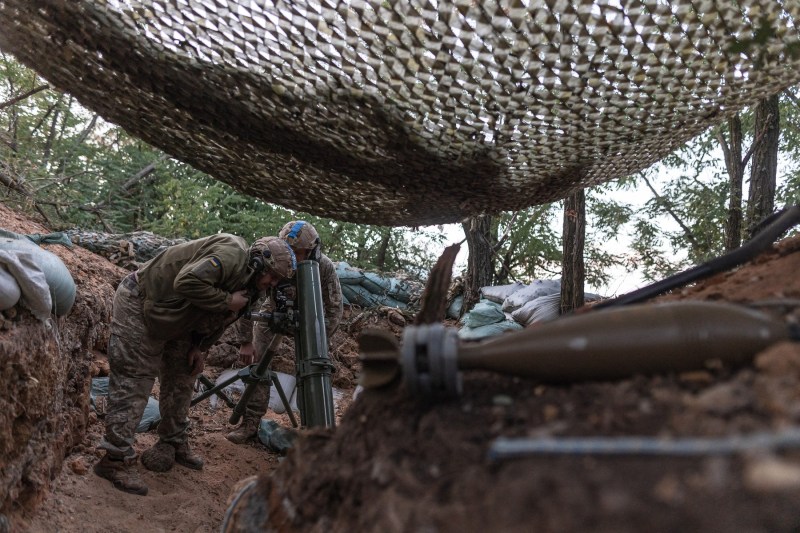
[
  {"xmin": 173, "ymin": 441, "xmax": 204, "ymax": 470},
  {"xmin": 226, "ymin": 416, "xmax": 261, "ymax": 445},
  {"xmin": 93, "ymin": 454, "xmax": 149, "ymax": 496},
  {"xmin": 141, "ymin": 441, "xmax": 176, "ymax": 472}
]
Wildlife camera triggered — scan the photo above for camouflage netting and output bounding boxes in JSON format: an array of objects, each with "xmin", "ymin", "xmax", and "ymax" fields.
[{"xmin": 1, "ymin": 1, "xmax": 799, "ymax": 226}]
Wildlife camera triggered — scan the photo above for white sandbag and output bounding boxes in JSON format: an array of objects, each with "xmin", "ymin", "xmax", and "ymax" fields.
[
  {"xmin": 209, "ymin": 368, "xmax": 246, "ymax": 409},
  {"xmin": 268, "ymin": 372, "xmax": 297, "ymax": 414},
  {"xmin": 0, "ymin": 250, "xmax": 51, "ymax": 319},
  {"xmin": 0, "ymin": 237, "xmax": 75, "ymax": 316},
  {"xmin": 511, "ymin": 293, "xmax": 562, "ymax": 326},
  {"xmin": 480, "ymin": 282, "xmax": 527, "ymax": 304},
  {"xmin": 501, "ymin": 280, "xmax": 561, "ymax": 313},
  {"xmin": 0, "ymin": 266, "xmax": 21, "ymax": 310},
  {"xmin": 511, "ymin": 292, "xmax": 606, "ymax": 326}
]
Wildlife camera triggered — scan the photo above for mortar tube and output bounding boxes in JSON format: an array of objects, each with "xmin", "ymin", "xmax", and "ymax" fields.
[{"xmin": 295, "ymin": 260, "xmax": 336, "ymax": 428}]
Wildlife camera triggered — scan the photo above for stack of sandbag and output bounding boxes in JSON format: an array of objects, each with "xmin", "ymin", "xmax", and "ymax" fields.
[
  {"xmin": 457, "ymin": 299, "xmax": 523, "ymax": 340},
  {"xmin": 483, "ymin": 280, "xmax": 603, "ymax": 327},
  {"xmin": 335, "ymin": 261, "xmax": 422, "ymax": 310}
]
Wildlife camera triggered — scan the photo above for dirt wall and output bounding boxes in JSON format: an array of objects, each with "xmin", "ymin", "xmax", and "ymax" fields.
[{"xmin": 0, "ymin": 203, "xmax": 124, "ymax": 524}]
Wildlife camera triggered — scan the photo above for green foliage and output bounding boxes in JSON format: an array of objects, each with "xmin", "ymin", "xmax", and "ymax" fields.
[
  {"xmin": 492, "ymin": 205, "xmax": 561, "ymax": 284},
  {"xmin": 609, "ymin": 87, "xmax": 800, "ymax": 282},
  {"xmin": 3, "ymin": 53, "xmax": 800, "ymax": 291}
]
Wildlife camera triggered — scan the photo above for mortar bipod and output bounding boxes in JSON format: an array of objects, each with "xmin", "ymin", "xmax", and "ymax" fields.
[
  {"xmin": 360, "ymin": 301, "xmax": 797, "ymax": 397},
  {"xmin": 191, "ymin": 315, "xmax": 299, "ymax": 428}
]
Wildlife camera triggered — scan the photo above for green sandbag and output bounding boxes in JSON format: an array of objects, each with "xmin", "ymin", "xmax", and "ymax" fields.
[
  {"xmin": 0, "ymin": 237, "xmax": 76, "ymax": 316},
  {"xmin": 461, "ymin": 299, "xmax": 505, "ymax": 328},
  {"xmin": 335, "ymin": 261, "xmax": 365, "ymax": 285},
  {"xmin": 446, "ymin": 295, "xmax": 464, "ymax": 320},
  {"xmin": 342, "ymin": 283, "xmax": 406, "ymax": 309},
  {"xmin": 458, "ymin": 320, "xmax": 524, "ymax": 341}
]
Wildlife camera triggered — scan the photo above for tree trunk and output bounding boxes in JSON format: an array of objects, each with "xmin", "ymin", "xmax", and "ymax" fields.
[
  {"xmin": 719, "ymin": 115, "xmax": 744, "ymax": 250},
  {"xmin": 746, "ymin": 95, "xmax": 780, "ymax": 239},
  {"xmin": 561, "ymin": 189, "xmax": 585, "ymax": 314},
  {"xmin": 461, "ymin": 215, "xmax": 494, "ymax": 314},
  {"xmin": 375, "ymin": 230, "xmax": 391, "ymax": 270}
]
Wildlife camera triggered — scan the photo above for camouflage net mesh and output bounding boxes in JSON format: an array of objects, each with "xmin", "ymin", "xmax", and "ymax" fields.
[{"xmin": 1, "ymin": 1, "xmax": 799, "ymax": 226}]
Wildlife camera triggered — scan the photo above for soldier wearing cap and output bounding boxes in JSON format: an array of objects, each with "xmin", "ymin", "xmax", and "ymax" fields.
[
  {"xmin": 226, "ymin": 220, "xmax": 343, "ymax": 444},
  {"xmin": 94, "ymin": 233, "xmax": 296, "ymax": 496}
]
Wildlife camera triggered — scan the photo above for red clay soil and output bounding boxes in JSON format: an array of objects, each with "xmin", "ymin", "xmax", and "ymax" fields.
[{"xmin": 4, "ymin": 198, "xmax": 800, "ymax": 532}]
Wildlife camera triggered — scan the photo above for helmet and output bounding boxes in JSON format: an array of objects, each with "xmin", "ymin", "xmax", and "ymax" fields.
[
  {"xmin": 249, "ymin": 236, "xmax": 297, "ymax": 279},
  {"xmin": 279, "ymin": 221, "xmax": 320, "ymax": 251}
]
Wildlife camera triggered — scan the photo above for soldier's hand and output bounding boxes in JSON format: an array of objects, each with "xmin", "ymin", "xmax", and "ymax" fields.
[
  {"xmin": 187, "ymin": 346, "xmax": 206, "ymax": 376},
  {"xmin": 228, "ymin": 290, "xmax": 250, "ymax": 312},
  {"xmin": 239, "ymin": 342, "xmax": 255, "ymax": 366}
]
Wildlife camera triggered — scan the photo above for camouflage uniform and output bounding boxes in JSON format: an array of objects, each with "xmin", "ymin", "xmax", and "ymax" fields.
[
  {"xmin": 100, "ymin": 234, "xmax": 259, "ymax": 459},
  {"xmin": 233, "ymin": 252, "xmax": 342, "ymax": 419}
]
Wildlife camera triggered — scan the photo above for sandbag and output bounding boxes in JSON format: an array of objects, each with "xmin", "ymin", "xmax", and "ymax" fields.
[
  {"xmin": 341, "ymin": 283, "xmax": 381, "ymax": 308},
  {"xmin": 481, "ymin": 282, "xmax": 527, "ymax": 304},
  {"xmin": 385, "ymin": 278, "xmax": 414, "ymax": 303},
  {"xmin": 446, "ymin": 294, "xmax": 464, "ymax": 320},
  {"xmin": 511, "ymin": 292, "xmax": 606, "ymax": 326},
  {"xmin": 0, "ymin": 237, "xmax": 76, "ymax": 316},
  {"xmin": 269, "ymin": 372, "xmax": 297, "ymax": 414},
  {"xmin": 502, "ymin": 280, "xmax": 561, "ymax": 313},
  {"xmin": 334, "ymin": 261, "xmax": 365, "ymax": 285},
  {"xmin": 458, "ymin": 319, "xmax": 524, "ymax": 341},
  {"xmin": 511, "ymin": 293, "xmax": 562, "ymax": 326},
  {"xmin": 0, "ymin": 250, "xmax": 51, "ymax": 319},
  {"xmin": 0, "ymin": 266, "xmax": 21, "ymax": 310},
  {"xmin": 460, "ymin": 300, "xmax": 505, "ymax": 328},
  {"xmin": 361, "ymin": 271, "xmax": 392, "ymax": 294}
]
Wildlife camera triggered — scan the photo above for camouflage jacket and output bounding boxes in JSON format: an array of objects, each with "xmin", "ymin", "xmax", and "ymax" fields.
[
  {"xmin": 137, "ymin": 233, "xmax": 255, "ymax": 348},
  {"xmin": 236, "ymin": 252, "xmax": 343, "ymax": 343}
]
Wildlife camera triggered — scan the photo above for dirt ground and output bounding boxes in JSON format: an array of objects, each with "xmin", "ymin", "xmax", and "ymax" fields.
[{"xmin": 5, "ymin": 205, "xmax": 800, "ymax": 532}]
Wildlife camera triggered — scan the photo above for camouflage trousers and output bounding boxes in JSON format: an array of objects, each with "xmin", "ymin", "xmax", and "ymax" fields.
[
  {"xmin": 99, "ymin": 273, "xmax": 196, "ymax": 459},
  {"xmin": 241, "ymin": 318, "xmax": 280, "ymax": 419}
]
